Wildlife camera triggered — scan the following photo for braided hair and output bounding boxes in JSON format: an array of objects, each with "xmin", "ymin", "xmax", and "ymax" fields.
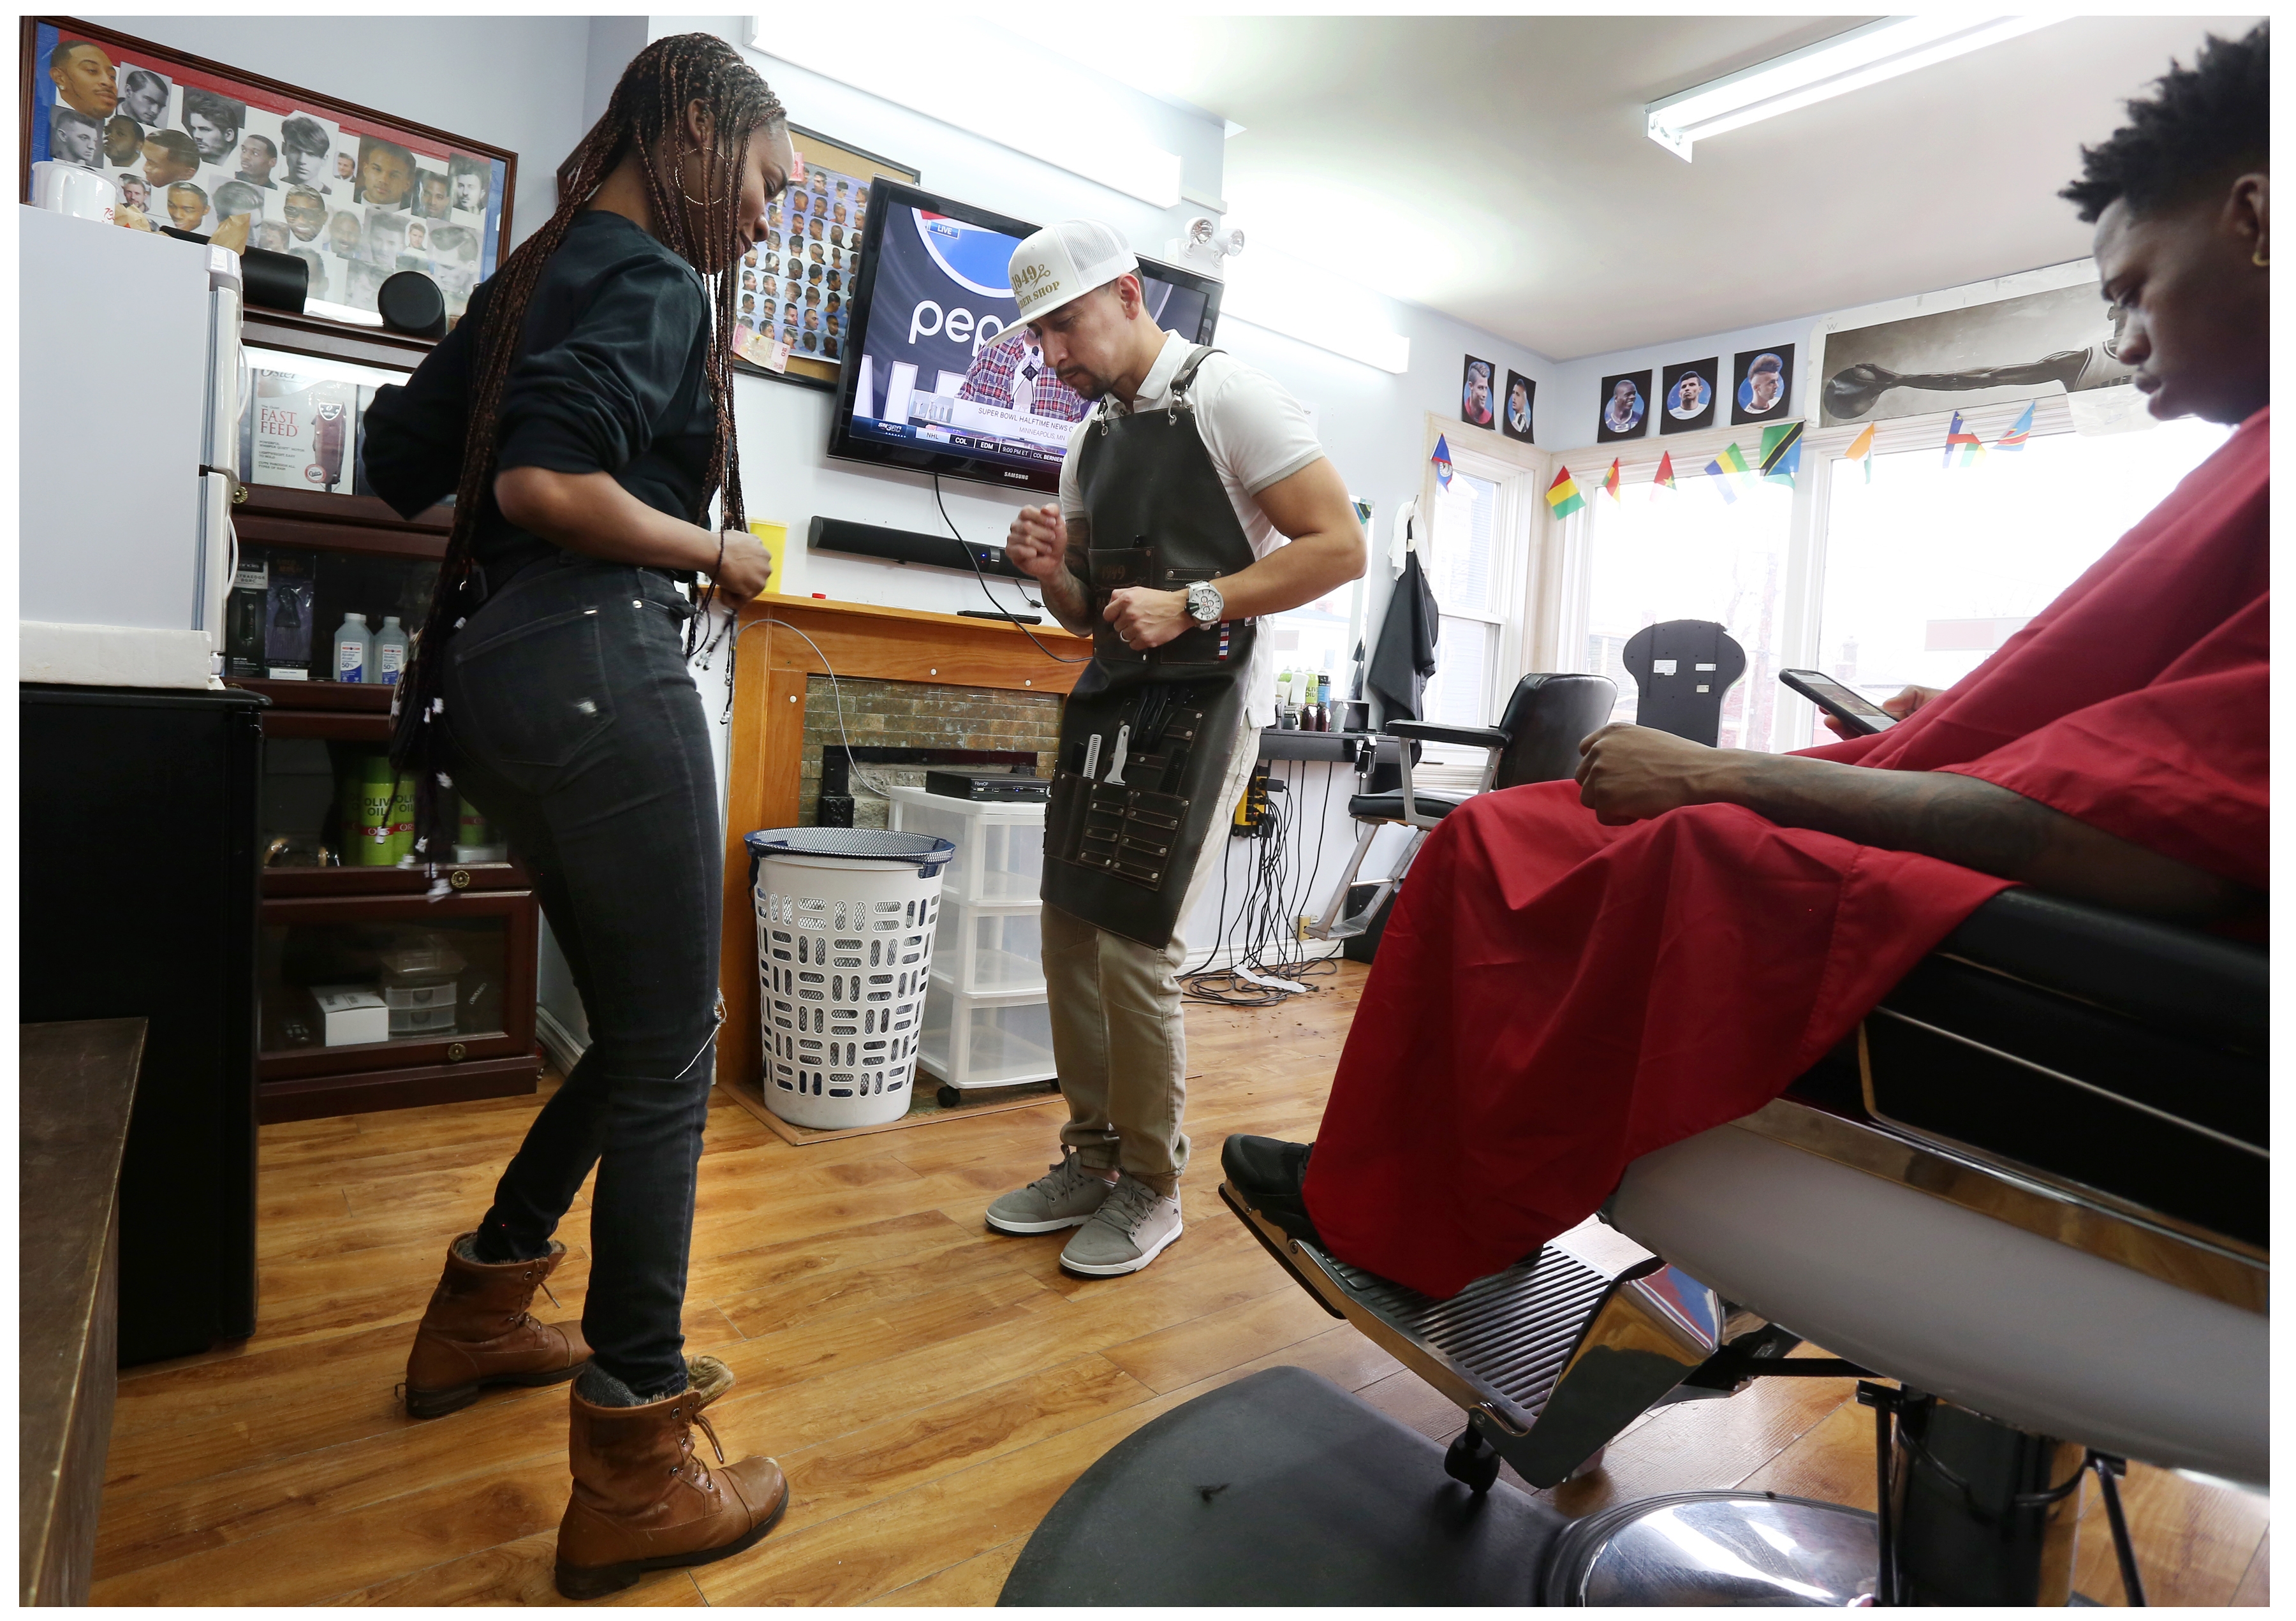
[{"xmin": 390, "ymin": 33, "xmax": 785, "ymax": 855}]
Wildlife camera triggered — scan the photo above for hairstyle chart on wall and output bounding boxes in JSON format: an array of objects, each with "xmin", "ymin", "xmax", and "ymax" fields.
[
  {"xmin": 733, "ymin": 124, "xmax": 919, "ymax": 386},
  {"xmin": 24, "ymin": 18, "xmax": 510, "ymax": 325}
]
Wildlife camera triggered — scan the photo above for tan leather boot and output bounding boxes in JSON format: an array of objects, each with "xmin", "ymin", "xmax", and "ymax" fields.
[
  {"xmin": 404, "ymin": 1233, "xmax": 591, "ymax": 1419},
  {"xmin": 554, "ymin": 1383, "xmax": 790, "ymax": 1599}
]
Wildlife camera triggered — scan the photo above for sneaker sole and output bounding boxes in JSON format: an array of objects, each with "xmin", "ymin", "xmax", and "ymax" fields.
[
  {"xmin": 1059, "ymin": 1219, "xmax": 1184, "ymax": 1277},
  {"xmin": 984, "ymin": 1207, "xmax": 1103, "ymax": 1235}
]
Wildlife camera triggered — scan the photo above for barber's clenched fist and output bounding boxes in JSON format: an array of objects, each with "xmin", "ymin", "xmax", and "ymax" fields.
[
  {"xmin": 1005, "ymin": 503, "xmax": 1069, "ymax": 583},
  {"xmin": 1103, "ymin": 586, "xmax": 1191, "ymax": 652},
  {"xmin": 1575, "ymin": 722, "xmax": 1735, "ymax": 825}
]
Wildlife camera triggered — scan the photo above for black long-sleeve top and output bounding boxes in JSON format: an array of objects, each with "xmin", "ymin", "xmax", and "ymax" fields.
[{"xmin": 362, "ymin": 209, "xmax": 717, "ymax": 587}]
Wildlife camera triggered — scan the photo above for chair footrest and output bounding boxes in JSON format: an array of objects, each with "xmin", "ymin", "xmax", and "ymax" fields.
[{"xmin": 1218, "ymin": 1183, "xmax": 1610, "ymax": 1437}]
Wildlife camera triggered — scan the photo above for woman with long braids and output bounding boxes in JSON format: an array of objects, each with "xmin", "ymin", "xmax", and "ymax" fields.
[{"xmin": 362, "ymin": 34, "xmax": 793, "ymax": 1597}]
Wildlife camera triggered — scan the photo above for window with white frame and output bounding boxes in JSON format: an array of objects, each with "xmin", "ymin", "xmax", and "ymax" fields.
[
  {"xmin": 1421, "ymin": 466, "xmax": 1508, "ymax": 730},
  {"xmin": 1548, "ymin": 402, "xmax": 2235, "ymax": 753},
  {"xmin": 1814, "ymin": 415, "xmax": 2232, "ymax": 702}
]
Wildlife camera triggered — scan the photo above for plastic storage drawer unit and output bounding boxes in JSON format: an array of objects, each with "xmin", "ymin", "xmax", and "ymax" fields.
[
  {"xmin": 918, "ymin": 976, "xmax": 1058, "ymax": 1090},
  {"xmin": 933, "ymin": 899, "xmax": 1047, "ymax": 994},
  {"xmin": 887, "ymin": 786, "xmax": 1045, "ymax": 905}
]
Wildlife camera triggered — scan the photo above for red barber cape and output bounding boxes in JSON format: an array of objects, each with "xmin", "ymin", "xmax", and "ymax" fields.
[{"xmin": 1303, "ymin": 409, "xmax": 2268, "ymax": 1298}]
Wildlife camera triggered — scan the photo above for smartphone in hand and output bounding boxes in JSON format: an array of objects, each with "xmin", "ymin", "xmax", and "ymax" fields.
[{"xmin": 1779, "ymin": 668, "xmax": 1899, "ymax": 735}]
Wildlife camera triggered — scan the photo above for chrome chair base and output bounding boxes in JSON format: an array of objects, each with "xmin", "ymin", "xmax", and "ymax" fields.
[{"xmin": 1542, "ymin": 1491, "xmax": 1878, "ymax": 1606}]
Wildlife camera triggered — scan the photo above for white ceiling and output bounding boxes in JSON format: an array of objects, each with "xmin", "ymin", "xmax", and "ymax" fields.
[{"xmin": 1051, "ymin": 15, "xmax": 2260, "ymax": 360}]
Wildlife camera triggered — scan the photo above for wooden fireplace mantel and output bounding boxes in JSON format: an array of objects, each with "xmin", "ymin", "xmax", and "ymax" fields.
[{"xmin": 716, "ymin": 595, "xmax": 1089, "ymax": 1096}]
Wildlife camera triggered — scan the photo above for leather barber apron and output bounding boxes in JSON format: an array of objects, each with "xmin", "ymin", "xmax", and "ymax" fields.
[{"xmin": 1043, "ymin": 347, "xmax": 1256, "ymax": 950}]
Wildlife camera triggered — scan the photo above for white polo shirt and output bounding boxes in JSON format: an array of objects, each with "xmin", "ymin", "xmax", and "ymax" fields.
[{"xmin": 1057, "ymin": 329, "xmax": 1325, "ymax": 726}]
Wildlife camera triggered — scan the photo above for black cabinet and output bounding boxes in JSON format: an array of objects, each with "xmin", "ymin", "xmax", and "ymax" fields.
[{"xmin": 20, "ymin": 685, "xmax": 264, "ymax": 1365}]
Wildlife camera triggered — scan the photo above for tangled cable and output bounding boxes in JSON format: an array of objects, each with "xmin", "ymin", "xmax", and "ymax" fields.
[{"xmin": 1182, "ymin": 759, "xmax": 1343, "ymax": 1007}]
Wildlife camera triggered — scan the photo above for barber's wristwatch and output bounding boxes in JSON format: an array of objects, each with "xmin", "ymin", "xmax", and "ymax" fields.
[{"xmin": 1184, "ymin": 580, "xmax": 1225, "ymax": 625}]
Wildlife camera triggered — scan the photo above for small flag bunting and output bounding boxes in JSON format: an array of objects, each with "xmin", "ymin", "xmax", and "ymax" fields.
[
  {"xmin": 1603, "ymin": 458, "xmax": 1623, "ymax": 501},
  {"xmin": 1758, "ymin": 421, "xmax": 1804, "ymax": 486},
  {"xmin": 1546, "ymin": 466, "xmax": 1586, "ymax": 518},
  {"xmin": 1432, "ymin": 434, "xmax": 1454, "ymax": 490},
  {"xmin": 1996, "ymin": 400, "xmax": 2035, "ymax": 451},
  {"xmin": 1653, "ymin": 451, "xmax": 1677, "ymax": 492},
  {"xmin": 1714, "ymin": 443, "xmax": 1751, "ymax": 476},
  {"xmin": 1844, "ymin": 423, "xmax": 1875, "ymax": 483},
  {"xmin": 1944, "ymin": 410, "xmax": 1985, "ymax": 468}
]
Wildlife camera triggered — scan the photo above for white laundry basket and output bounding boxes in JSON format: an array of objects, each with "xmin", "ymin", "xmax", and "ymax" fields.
[{"xmin": 745, "ymin": 828, "xmax": 955, "ymax": 1129}]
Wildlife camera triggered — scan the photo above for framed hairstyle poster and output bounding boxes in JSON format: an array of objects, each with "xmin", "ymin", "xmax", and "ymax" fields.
[
  {"xmin": 735, "ymin": 124, "xmax": 918, "ymax": 390},
  {"xmin": 21, "ymin": 17, "xmax": 516, "ymax": 328}
]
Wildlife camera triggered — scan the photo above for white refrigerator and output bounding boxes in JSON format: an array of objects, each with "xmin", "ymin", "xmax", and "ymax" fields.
[{"xmin": 19, "ymin": 204, "xmax": 245, "ymax": 687}]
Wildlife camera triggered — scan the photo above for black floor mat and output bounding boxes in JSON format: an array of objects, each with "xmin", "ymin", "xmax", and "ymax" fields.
[{"xmin": 999, "ymin": 1365, "xmax": 1564, "ymax": 1606}]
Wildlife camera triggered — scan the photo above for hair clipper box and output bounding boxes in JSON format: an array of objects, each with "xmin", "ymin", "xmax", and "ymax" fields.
[
  {"xmin": 263, "ymin": 550, "xmax": 318, "ymax": 679},
  {"xmin": 249, "ymin": 370, "xmax": 356, "ymax": 494}
]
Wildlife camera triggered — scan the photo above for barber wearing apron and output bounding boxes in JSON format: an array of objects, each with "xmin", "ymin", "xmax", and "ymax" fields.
[{"xmin": 989, "ymin": 221, "xmax": 1367, "ymax": 1276}]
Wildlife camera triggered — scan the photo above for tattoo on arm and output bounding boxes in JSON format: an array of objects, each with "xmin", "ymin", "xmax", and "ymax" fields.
[{"xmin": 1730, "ymin": 755, "xmax": 2248, "ymax": 923}]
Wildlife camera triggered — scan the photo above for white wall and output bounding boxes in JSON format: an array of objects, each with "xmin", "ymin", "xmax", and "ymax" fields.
[
  {"xmin": 88, "ymin": 15, "xmax": 595, "ymax": 254},
  {"xmin": 1548, "ymin": 313, "xmax": 1826, "ymax": 460}
]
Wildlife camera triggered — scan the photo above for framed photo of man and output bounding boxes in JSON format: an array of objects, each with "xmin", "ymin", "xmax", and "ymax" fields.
[
  {"xmin": 737, "ymin": 124, "xmax": 917, "ymax": 389},
  {"xmin": 1459, "ymin": 355, "xmax": 1496, "ymax": 429},
  {"xmin": 21, "ymin": 16, "xmax": 515, "ymax": 330},
  {"xmin": 1500, "ymin": 369, "xmax": 1536, "ymax": 443},
  {"xmin": 1660, "ymin": 358, "xmax": 1719, "ymax": 434},
  {"xmin": 1731, "ymin": 343, "xmax": 1795, "ymax": 425},
  {"xmin": 1596, "ymin": 369, "xmax": 1651, "ymax": 443}
]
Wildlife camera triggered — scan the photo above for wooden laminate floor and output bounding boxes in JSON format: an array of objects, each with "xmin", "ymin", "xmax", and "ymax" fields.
[{"xmin": 94, "ymin": 964, "xmax": 2267, "ymax": 1605}]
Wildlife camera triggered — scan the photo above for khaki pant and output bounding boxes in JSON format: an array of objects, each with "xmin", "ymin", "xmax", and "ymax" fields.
[{"xmin": 1041, "ymin": 712, "xmax": 1262, "ymax": 1194}]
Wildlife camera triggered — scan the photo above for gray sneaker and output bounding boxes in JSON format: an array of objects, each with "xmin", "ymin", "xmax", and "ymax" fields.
[
  {"xmin": 1059, "ymin": 1175, "xmax": 1183, "ymax": 1276},
  {"xmin": 985, "ymin": 1150, "xmax": 1117, "ymax": 1235}
]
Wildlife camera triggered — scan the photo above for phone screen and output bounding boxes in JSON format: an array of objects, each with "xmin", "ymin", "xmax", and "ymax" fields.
[{"xmin": 1781, "ymin": 669, "xmax": 1897, "ymax": 731}]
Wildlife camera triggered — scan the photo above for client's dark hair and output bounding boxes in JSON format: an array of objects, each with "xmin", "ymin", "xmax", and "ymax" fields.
[{"xmin": 2061, "ymin": 23, "xmax": 2267, "ymax": 223}]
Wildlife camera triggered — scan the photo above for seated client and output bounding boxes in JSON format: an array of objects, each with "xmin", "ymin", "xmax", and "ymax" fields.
[{"xmin": 1228, "ymin": 26, "xmax": 2269, "ymax": 1300}]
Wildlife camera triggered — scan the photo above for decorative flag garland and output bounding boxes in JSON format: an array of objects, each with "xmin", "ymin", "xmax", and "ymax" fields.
[
  {"xmin": 1603, "ymin": 458, "xmax": 1623, "ymax": 501},
  {"xmin": 1943, "ymin": 410, "xmax": 1985, "ymax": 468},
  {"xmin": 1758, "ymin": 421, "xmax": 1804, "ymax": 487},
  {"xmin": 1704, "ymin": 441, "xmax": 1750, "ymax": 504},
  {"xmin": 1546, "ymin": 465, "xmax": 1586, "ymax": 518},
  {"xmin": 1996, "ymin": 400, "xmax": 2035, "ymax": 451},
  {"xmin": 1653, "ymin": 451, "xmax": 1677, "ymax": 492},
  {"xmin": 1431, "ymin": 433, "xmax": 1454, "ymax": 490},
  {"xmin": 1844, "ymin": 423, "xmax": 1875, "ymax": 483}
]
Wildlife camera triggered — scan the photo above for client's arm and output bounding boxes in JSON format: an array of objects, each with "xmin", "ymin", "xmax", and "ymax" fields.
[
  {"xmin": 1575, "ymin": 724, "xmax": 2252, "ymax": 924},
  {"xmin": 494, "ymin": 467, "xmax": 774, "ymax": 601}
]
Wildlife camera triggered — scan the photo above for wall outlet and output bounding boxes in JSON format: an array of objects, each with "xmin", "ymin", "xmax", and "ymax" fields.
[{"xmin": 1297, "ymin": 914, "xmax": 1313, "ymax": 941}]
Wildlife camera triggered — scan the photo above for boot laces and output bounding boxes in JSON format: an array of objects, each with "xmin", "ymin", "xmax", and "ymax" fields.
[{"xmin": 675, "ymin": 1402, "xmax": 728, "ymax": 1486}]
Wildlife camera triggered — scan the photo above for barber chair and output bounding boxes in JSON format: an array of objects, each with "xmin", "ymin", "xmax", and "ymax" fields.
[
  {"xmin": 1621, "ymin": 619, "xmax": 1747, "ymax": 746},
  {"xmin": 1307, "ymin": 672, "xmax": 1617, "ymax": 943},
  {"xmin": 1002, "ymin": 888, "xmax": 2265, "ymax": 1606}
]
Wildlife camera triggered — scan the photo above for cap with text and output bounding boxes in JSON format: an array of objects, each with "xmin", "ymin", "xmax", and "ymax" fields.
[{"xmin": 1006, "ymin": 219, "xmax": 1137, "ymax": 324}]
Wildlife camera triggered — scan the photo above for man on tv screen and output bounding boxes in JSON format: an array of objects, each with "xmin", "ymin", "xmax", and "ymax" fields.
[{"xmin": 980, "ymin": 219, "xmax": 1367, "ymax": 1280}]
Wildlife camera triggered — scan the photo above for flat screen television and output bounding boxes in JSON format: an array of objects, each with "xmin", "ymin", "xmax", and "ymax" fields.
[{"xmin": 828, "ymin": 179, "xmax": 1223, "ymax": 495}]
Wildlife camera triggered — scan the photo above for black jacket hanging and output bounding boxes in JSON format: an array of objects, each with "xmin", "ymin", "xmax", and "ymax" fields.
[{"xmin": 1367, "ymin": 543, "xmax": 1440, "ymax": 727}]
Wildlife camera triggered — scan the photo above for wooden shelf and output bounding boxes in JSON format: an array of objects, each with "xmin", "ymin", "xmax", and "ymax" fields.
[
  {"xmin": 261, "ymin": 861, "xmax": 526, "ymax": 899},
  {"xmin": 226, "ymin": 677, "xmax": 394, "ymax": 712},
  {"xmin": 242, "ymin": 308, "xmax": 441, "ymax": 372},
  {"xmin": 235, "ymin": 481, "xmax": 452, "ymax": 537},
  {"xmin": 258, "ymin": 1053, "xmax": 538, "ymax": 1125}
]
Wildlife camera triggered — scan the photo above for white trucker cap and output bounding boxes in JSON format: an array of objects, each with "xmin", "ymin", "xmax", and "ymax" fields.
[{"xmin": 1007, "ymin": 219, "xmax": 1138, "ymax": 323}]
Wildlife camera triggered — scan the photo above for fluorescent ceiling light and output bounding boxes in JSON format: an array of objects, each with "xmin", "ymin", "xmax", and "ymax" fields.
[
  {"xmin": 747, "ymin": 20, "xmax": 1184, "ymax": 207},
  {"xmin": 1647, "ymin": 15, "xmax": 2063, "ymax": 160},
  {"xmin": 1221, "ymin": 246, "xmax": 1410, "ymax": 374}
]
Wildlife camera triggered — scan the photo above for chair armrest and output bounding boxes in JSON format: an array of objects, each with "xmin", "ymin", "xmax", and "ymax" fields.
[{"xmin": 1385, "ymin": 721, "xmax": 1510, "ymax": 750}]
